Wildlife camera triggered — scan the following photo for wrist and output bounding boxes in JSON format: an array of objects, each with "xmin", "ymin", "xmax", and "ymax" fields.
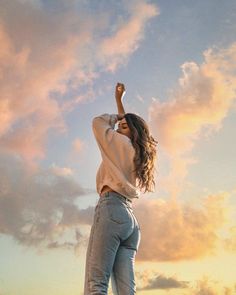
[{"xmin": 115, "ymin": 95, "xmax": 123, "ymax": 101}]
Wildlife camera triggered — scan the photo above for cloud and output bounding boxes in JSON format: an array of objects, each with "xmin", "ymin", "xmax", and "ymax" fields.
[
  {"xmin": 150, "ymin": 43, "xmax": 236, "ymax": 155},
  {"xmin": 190, "ymin": 277, "xmax": 236, "ymax": 295},
  {"xmin": 137, "ymin": 273, "xmax": 188, "ymax": 290},
  {"xmin": 0, "ymin": 152, "xmax": 95, "ymax": 251},
  {"xmin": 72, "ymin": 138, "xmax": 85, "ymax": 153},
  {"xmin": 149, "ymin": 43, "xmax": 236, "ymax": 195},
  {"xmin": 137, "ymin": 93, "xmax": 144, "ymax": 103},
  {"xmin": 0, "ymin": 3, "xmax": 87, "ymax": 162},
  {"xmin": 224, "ymin": 226, "xmax": 236, "ymax": 252},
  {"xmin": 99, "ymin": 0, "xmax": 158, "ymax": 71},
  {"xmin": 50, "ymin": 164, "xmax": 73, "ymax": 177},
  {"xmin": 136, "ymin": 271, "xmax": 235, "ymax": 294},
  {"xmin": 134, "ymin": 192, "xmax": 228, "ymax": 261},
  {"xmin": 0, "ymin": 0, "xmax": 158, "ymax": 163}
]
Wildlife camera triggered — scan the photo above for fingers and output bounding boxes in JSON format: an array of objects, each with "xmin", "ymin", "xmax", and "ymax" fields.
[
  {"xmin": 116, "ymin": 82, "xmax": 124, "ymax": 87},
  {"xmin": 116, "ymin": 82, "xmax": 125, "ymax": 92}
]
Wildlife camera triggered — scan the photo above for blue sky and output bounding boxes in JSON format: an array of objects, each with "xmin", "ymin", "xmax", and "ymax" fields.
[{"xmin": 0, "ymin": 0, "xmax": 236, "ymax": 294}]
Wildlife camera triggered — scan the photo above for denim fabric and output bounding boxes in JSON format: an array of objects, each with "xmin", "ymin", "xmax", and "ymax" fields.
[{"xmin": 83, "ymin": 191, "xmax": 141, "ymax": 295}]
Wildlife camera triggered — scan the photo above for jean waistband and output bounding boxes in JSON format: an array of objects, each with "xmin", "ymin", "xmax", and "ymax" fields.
[{"xmin": 100, "ymin": 191, "xmax": 133, "ymax": 207}]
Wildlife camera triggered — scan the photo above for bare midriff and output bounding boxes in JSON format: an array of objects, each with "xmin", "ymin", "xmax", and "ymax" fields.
[{"xmin": 100, "ymin": 185, "xmax": 116, "ymax": 197}]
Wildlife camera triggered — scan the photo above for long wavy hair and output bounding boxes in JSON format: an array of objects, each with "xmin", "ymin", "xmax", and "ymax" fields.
[{"xmin": 124, "ymin": 113, "xmax": 158, "ymax": 193}]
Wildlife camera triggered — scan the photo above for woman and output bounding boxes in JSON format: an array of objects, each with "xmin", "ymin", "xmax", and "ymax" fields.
[{"xmin": 83, "ymin": 83, "xmax": 157, "ymax": 295}]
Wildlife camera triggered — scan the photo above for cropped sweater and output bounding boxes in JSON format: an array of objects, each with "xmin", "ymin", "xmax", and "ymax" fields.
[{"xmin": 92, "ymin": 113, "xmax": 140, "ymax": 200}]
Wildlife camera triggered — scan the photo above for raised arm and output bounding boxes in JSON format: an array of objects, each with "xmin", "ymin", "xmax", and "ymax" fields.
[{"xmin": 115, "ymin": 83, "xmax": 126, "ymax": 118}]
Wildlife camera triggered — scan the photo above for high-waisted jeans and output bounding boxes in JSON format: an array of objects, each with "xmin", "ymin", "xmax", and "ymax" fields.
[{"xmin": 83, "ymin": 191, "xmax": 141, "ymax": 295}]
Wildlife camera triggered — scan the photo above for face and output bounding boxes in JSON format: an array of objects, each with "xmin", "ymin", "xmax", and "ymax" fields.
[{"xmin": 116, "ymin": 118, "xmax": 131, "ymax": 138}]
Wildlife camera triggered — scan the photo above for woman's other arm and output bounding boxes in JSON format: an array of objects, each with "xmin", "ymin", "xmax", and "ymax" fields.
[{"xmin": 115, "ymin": 82, "xmax": 126, "ymax": 119}]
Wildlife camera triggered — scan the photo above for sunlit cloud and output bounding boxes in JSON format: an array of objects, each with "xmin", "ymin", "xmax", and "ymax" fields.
[
  {"xmin": 149, "ymin": 43, "xmax": 236, "ymax": 196},
  {"xmin": 50, "ymin": 164, "xmax": 73, "ymax": 176},
  {"xmin": 134, "ymin": 192, "xmax": 228, "ymax": 261},
  {"xmin": 190, "ymin": 277, "xmax": 236, "ymax": 295},
  {"xmin": 0, "ymin": 0, "xmax": 158, "ymax": 163},
  {"xmin": 137, "ymin": 272, "xmax": 189, "ymax": 290},
  {"xmin": 72, "ymin": 138, "xmax": 85, "ymax": 153},
  {"xmin": 99, "ymin": 0, "xmax": 159, "ymax": 71},
  {"xmin": 224, "ymin": 226, "xmax": 236, "ymax": 252},
  {"xmin": 136, "ymin": 272, "xmax": 236, "ymax": 294},
  {"xmin": 0, "ymin": 153, "xmax": 94, "ymax": 251}
]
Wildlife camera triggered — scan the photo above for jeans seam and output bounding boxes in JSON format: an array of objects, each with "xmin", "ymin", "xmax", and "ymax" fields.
[{"xmin": 112, "ymin": 272, "xmax": 120, "ymax": 295}]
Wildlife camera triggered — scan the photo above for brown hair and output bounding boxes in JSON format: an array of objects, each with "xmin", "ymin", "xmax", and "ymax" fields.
[{"xmin": 124, "ymin": 113, "xmax": 158, "ymax": 193}]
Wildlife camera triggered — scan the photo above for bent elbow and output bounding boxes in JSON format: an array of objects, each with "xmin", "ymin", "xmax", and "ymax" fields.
[{"xmin": 92, "ymin": 117, "xmax": 100, "ymax": 131}]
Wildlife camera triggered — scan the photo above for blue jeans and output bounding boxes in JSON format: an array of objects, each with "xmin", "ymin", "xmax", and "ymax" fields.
[{"xmin": 83, "ymin": 191, "xmax": 141, "ymax": 295}]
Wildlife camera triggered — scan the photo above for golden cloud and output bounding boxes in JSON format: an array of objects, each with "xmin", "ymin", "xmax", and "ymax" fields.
[
  {"xmin": 224, "ymin": 226, "xmax": 236, "ymax": 252},
  {"xmin": 137, "ymin": 273, "xmax": 189, "ymax": 290},
  {"xmin": 134, "ymin": 192, "xmax": 228, "ymax": 261},
  {"xmin": 136, "ymin": 272, "xmax": 236, "ymax": 294},
  {"xmin": 149, "ymin": 43, "xmax": 236, "ymax": 195}
]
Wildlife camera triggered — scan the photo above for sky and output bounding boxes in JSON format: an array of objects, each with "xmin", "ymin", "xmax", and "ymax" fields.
[{"xmin": 0, "ymin": 0, "xmax": 236, "ymax": 294}]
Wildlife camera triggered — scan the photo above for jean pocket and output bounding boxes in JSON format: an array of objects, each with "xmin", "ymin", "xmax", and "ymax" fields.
[{"xmin": 106, "ymin": 201, "xmax": 130, "ymax": 224}]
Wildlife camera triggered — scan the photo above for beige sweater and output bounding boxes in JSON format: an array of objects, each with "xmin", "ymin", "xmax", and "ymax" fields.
[{"xmin": 92, "ymin": 113, "xmax": 140, "ymax": 200}]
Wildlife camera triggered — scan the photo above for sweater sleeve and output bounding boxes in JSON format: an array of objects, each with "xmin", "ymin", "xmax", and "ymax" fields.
[
  {"xmin": 92, "ymin": 113, "xmax": 118, "ymax": 143},
  {"xmin": 92, "ymin": 113, "xmax": 132, "ymax": 161}
]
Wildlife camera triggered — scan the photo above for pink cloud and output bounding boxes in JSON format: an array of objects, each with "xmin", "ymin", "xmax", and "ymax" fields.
[
  {"xmin": 99, "ymin": 1, "xmax": 159, "ymax": 71},
  {"xmin": 0, "ymin": 17, "xmax": 88, "ymax": 162},
  {"xmin": 72, "ymin": 138, "xmax": 85, "ymax": 153},
  {"xmin": 149, "ymin": 43, "xmax": 236, "ymax": 195},
  {"xmin": 0, "ymin": 0, "xmax": 158, "ymax": 163}
]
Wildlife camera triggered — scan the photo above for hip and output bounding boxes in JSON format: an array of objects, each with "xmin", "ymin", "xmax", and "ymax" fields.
[{"xmin": 94, "ymin": 191, "xmax": 140, "ymax": 228}]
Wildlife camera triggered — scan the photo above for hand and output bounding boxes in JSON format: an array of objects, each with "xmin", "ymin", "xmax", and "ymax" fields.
[{"xmin": 115, "ymin": 82, "xmax": 126, "ymax": 101}]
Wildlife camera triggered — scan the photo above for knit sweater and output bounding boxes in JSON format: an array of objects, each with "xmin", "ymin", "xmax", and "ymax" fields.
[{"xmin": 92, "ymin": 113, "xmax": 140, "ymax": 200}]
